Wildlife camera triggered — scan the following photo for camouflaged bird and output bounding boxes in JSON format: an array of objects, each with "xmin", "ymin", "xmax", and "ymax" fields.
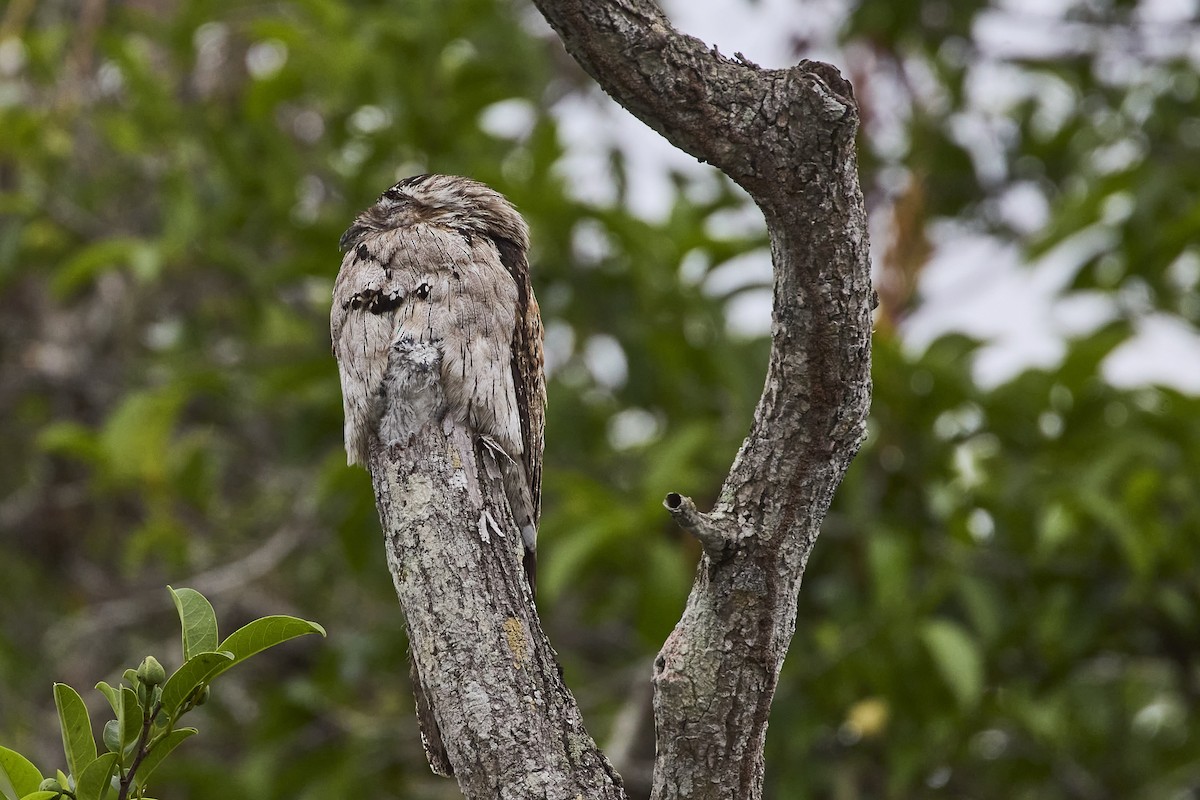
[
  {"xmin": 331, "ymin": 174, "xmax": 546, "ymax": 593},
  {"xmin": 331, "ymin": 175, "xmax": 545, "ymax": 777}
]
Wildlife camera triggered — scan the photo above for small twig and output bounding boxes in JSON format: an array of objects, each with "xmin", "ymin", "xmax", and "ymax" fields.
[{"xmin": 663, "ymin": 493, "xmax": 737, "ymax": 557}]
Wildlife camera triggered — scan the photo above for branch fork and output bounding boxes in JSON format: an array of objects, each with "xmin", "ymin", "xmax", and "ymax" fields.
[{"xmin": 363, "ymin": 0, "xmax": 872, "ymax": 796}]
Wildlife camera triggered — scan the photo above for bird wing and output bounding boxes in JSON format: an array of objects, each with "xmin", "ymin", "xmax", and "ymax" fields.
[
  {"xmin": 331, "ymin": 234, "xmax": 407, "ymax": 465},
  {"xmin": 491, "ymin": 236, "xmax": 546, "ymax": 526}
]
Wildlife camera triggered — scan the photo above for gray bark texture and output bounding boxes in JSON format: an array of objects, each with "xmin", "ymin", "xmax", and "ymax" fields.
[
  {"xmin": 529, "ymin": 1, "xmax": 874, "ymax": 799},
  {"xmin": 369, "ymin": 428, "xmax": 625, "ymax": 798},
  {"xmin": 365, "ymin": 1, "xmax": 871, "ymax": 798}
]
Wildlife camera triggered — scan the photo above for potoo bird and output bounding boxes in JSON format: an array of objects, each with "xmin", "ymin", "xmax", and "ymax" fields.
[
  {"xmin": 331, "ymin": 175, "xmax": 545, "ymax": 775},
  {"xmin": 331, "ymin": 174, "xmax": 546, "ymax": 592}
]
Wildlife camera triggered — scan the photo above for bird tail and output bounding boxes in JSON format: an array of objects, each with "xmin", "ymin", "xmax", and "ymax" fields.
[{"xmin": 480, "ymin": 435, "xmax": 538, "ymax": 599}]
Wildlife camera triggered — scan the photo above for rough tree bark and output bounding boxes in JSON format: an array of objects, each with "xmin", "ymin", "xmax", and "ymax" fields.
[
  {"xmin": 529, "ymin": 2, "xmax": 873, "ymax": 797},
  {"xmin": 365, "ymin": 1, "xmax": 871, "ymax": 798},
  {"xmin": 369, "ymin": 425, "xmax": 625, "ymax": 798}
]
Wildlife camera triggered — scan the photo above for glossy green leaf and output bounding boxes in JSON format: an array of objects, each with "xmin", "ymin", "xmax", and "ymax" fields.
[
  {"xmin": 17, "ymin": 792, "xmax": 62, "ymax": 800},
  {"xmin": 53, "ymin": 683, "xmax": 96, "ymax": 779},
  {"xmin": 73, "ymin": 752, "xmax": 117, "ymax": 800},
  {"xmin": 167, "ymin": 586, "xmax": 219, "ymax": 659},
  {"xmin": 131, "ymin": 728, "xmax": 197, "ymax": 789},
  {"xmin": 0, "ymin": 745, "xmax": 42, "ymax": 800},
  {"xmin": 93, "ymin": 682, "xmax": 120, "ymax": 718},
  {"xmin": 212, "ymin": 616, "xmax": 327, "ymax": 676},
  {"xmin": 159, "ymin": 652, "xmax": 233, "ymax": 718}
]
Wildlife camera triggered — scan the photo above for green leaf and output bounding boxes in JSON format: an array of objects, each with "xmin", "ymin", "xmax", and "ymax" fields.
[
  {"xmin": 35, "ymin": 421, "xmax": 100, "ymax": 464},
  {"xmin": 167, "ymin": 586, "xmax": 219, "ymax": 659},
  {"xmin": 131, "ymin": 729, "xmax": 196, "ymax": 789},
  {"xmin": 73, "ymin": 752, "xmax": 117, "ymax": 800},
  {"xmin": 18, "ymin": 792, "xmax": 62, "ymax": 800},
  {"xmin": 159, "ymin": 652, "xmax": 233, "ymax": 718},
  {"xmin": 213, "ymin": 615, "xmax": 327, "ymax": 676},
  {"xmin": 53, "ymin": 683, "xmax": 96, "ymax": 779},
  {"xmin": 920, "ymin": 619, "xmax": 984, "ymax": 709},
  {"xmin": 957, "ymin": 577, "xmax": 1003, "ymax": 644},
  {"xmin": 94, "ymin": 682, "xmax": 120, "ymax": 717},
  {"xmin": 119, "ymin": 687, "xmax": 143, "ymax": 759},
  {"xmin": 0, "ymin": 745, "xmax": 43, "ymax": 800},
  {"xmin": 97, "ymin": 388, "xmax": 184, "ymax": 486}
]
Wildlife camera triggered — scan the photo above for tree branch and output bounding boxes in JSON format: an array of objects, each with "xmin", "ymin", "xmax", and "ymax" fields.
[
  {"xmin": 368, "ymin": 419, "xmax": 625, "ymax": 799},
  {"xmin": 663, "ymin": 493, "xmax": 736, "ymax": 558},
  {"xmin": 532, "ymin": 2, "xmax": 873, "ymax": 798}
]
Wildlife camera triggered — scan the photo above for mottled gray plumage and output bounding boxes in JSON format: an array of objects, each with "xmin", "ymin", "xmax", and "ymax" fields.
[{"xmin": 331, "ymin": 174, "xmax": 546, "ymax": 587}]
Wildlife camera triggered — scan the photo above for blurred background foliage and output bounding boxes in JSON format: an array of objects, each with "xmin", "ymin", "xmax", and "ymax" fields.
[{"xmin": 1, "ymin": 0, "xmax": 1198, "ymax": 798}]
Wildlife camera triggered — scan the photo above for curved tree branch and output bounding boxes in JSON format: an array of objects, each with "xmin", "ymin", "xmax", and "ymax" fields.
[{"xmin": 532, "ymin": 2, "xmax": 874, "ymax": 798}]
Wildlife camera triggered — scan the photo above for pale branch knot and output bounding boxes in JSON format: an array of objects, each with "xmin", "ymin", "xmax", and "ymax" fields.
[{"xmin": 664, "ymin": 493, "xmax": 737, "ymax": 557}]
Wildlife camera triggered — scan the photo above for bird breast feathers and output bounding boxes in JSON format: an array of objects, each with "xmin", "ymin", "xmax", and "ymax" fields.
[{"xmin": 332, "ymin": 223, "xmax": 524, "ymax": 463}]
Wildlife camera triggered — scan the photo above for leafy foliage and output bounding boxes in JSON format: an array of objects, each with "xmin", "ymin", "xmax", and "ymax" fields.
[
  {"xmin": 1, "ymin": 0, "xmax": 1197, "ymax": 798},
  {"xmin": 0, "ymin": 588, "xmax": 322, "ymax": 800}
]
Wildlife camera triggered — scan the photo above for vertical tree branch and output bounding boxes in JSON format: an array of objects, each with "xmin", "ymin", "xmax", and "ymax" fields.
[
  {"xmin": 531, "ymin": 2, "xmax": 873, "ymax": 798},
  {"xmin": 368, "ymin": 419, "xmax": 625, "ymax": 799}
]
